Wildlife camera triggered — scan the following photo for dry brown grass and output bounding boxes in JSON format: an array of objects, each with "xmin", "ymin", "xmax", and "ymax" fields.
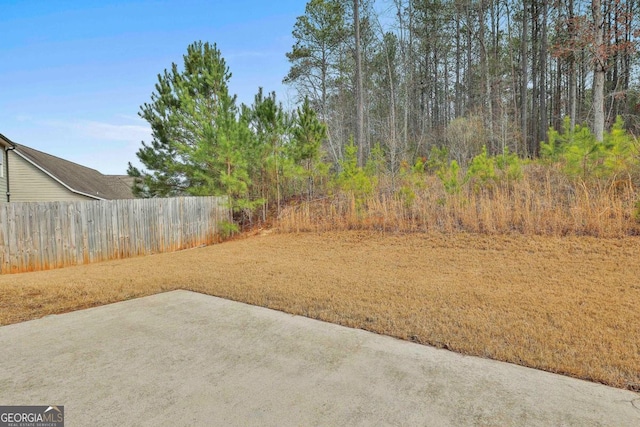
[
  {"xmin": 278, "ymin": 165, "xmax": 640, "ymax": 237},
  {"xmin": 1, "ymin": 231, "xmax": 639, "ymax": 392}
]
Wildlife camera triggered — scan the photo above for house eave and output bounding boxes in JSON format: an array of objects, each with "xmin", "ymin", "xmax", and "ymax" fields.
[{"xmin": 0, "ymin": 133, "xmax": 17, "ymax": 149}]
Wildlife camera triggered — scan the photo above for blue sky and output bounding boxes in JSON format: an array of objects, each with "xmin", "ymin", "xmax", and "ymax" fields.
[{"xmin": 0, "ymin": 0, "xmax": 306, "ymax": 174}]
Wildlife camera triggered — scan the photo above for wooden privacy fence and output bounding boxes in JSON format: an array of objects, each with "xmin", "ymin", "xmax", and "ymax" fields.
[{"xmin": 0, "ymin": 196, "xmax": 231, "ymax": 274}]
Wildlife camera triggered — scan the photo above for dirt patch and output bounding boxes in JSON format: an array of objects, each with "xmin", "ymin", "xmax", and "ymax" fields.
[{"xmin": 1, "ymin": 231, "xmax": 639, "ymax": 391}]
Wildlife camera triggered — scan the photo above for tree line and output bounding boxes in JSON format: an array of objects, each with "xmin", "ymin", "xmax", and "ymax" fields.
[
  {"xmin": 128, "ymin": 1, "xmax": 640, "ymax": 225},
  {"xmin": 285, "ymin": 0, "xmax": 639, "ymax": 167}
]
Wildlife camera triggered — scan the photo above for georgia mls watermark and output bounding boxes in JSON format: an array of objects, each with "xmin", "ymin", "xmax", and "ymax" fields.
[{"xmin": 0, "ymin": 406, "xmax": 64, "ymax": 427}]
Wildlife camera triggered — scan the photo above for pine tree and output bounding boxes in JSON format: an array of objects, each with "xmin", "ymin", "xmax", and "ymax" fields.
[
  {"xmin": 128, "ymin": 41, "xmax": 250, "ymax": 201},
  {"xmin": 247, "ymin": 88, "xmax": 291, "ymax": 216},
  {"xmin": 291, "ymin": 97, "xmax": 325, "ymax": 165},
  {"xmin": 284, "ymin": 0, "xmax": 347, "ymax": 164}
]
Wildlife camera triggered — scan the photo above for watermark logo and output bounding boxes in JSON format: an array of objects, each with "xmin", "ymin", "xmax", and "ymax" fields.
[{"xmin": 0, "ymin": 405, "xmax": 64, "ymax": 427}]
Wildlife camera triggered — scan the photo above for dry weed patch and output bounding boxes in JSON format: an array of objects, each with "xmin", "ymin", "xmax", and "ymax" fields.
[
  {"xmin": 278, "ymin": 168, "xmax": 640, "ymax": 237},
  {"xmin": 1, "ymin": 231, "xmax": 639, "ymax": 391}
]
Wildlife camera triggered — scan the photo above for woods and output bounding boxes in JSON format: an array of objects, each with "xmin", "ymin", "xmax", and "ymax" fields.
[
  {"xmin": 285, "ymin": 0, "xmax": 639, "ymax": 163},
  {"xmin": 129, "ymin": 1, "xmax": 640, "ymax": 234}
]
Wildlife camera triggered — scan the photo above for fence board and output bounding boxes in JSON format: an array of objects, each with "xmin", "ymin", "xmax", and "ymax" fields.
[{"xmin": 0, "ymin": 196, "xmax": 230, "ymax": 274}]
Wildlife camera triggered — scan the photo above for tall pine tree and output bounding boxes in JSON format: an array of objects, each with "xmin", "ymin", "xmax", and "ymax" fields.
[{"xmin": 128, "ymin": 41, "xmax": 250, "ymax": 200}]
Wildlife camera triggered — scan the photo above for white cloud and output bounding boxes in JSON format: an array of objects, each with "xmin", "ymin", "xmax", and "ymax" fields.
[
  {"xmin": 73, "ymin": 145, "xmax": 143, "ymax": 175},
  {"xmin": 115, "ymin": 113, "xmax": 144, "ymax": 123},
  {"xmin": 43, "ymin": 119, "xmax": 151, "ymax": 145},
  {"xmin": 81, "ymin": 121, "xmax": 151, "ymax": 144},
  {"xmin": 64, "ymin": 120, "xmax": 151, "ymax": 174},
  {"xmin": 15, "ymin": 114, "xmax": 33, "ymax": 122},
  {"xmin": 7, "ymin": 117, "xmax": 152, "ymax": 175}
]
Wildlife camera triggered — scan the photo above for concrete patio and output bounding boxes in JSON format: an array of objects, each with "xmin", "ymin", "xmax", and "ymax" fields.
[{"xmin": 1, "ymin": 290, "xmax": 638, "ymax": 426}]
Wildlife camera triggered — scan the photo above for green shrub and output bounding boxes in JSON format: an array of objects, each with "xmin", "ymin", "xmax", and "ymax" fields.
[
  {"xmin": 436, "ymin": 159, "xmax": 467, "ymax": 194},
  {"xmin": 336, "ymin": 139, "xmax": 377, "ymax": 207},
  {"xmin": 467, "ymin": 146, "xmax": 496, "ymax": 190},
  {"xmin": 466, "ymin": 146, "xmax": 523, "ymax": 191},
  {"xmin": 398, "ymin": 185, "xmax": 416, "ymax": 210},
  {"xmin": 218, "ymin": 220, "xmax": 239, "ymax": 239},
  {"xmin": 603, "ymin": 116, "xmax": 639, "ymax": 177},
  {"xmin": 364, "ymin": 143, "xmax": 386, "ymax": 178},
  {"xmin": 542, "ymin": 116, "xmax": 638, "ymax": 181},
  {"xmin": 426, "ymin": 146, "xmax": 450, "ymax": 173},
  {"xmin": 495, "ymin": 147, "xmax": 523, "ymax": 182}
]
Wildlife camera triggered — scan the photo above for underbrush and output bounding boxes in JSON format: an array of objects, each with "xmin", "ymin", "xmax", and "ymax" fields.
[
  {"xmin": 278, "ymin": 164, "xmax": 640, "ymax": 237},
  {"xmin": 278, "ymin": 118, "xmax": 640, "ymax": 237}
]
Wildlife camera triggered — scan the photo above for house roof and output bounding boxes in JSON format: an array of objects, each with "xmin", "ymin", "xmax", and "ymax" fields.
[
  {"xmin": 13, "ymin": 144, "xmax": 135, "ymax": 200},
  {"xmin": 0, "ymin": 133, "xmax": 17, "ymax": 148}
]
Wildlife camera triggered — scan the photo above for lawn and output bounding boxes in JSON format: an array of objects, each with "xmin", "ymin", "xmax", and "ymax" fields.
[{"xmin": 1, "ymin": 231, "xmax": 639, "ymax": 391}]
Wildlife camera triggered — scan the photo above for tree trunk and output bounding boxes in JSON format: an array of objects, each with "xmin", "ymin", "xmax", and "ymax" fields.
[
  {"xmin": 592, "ymin": 0, "xmax": 605, "ymax": 142},
  {"xmin": 568, "ymin": 0, "xmax": 577, "ymax": 130},
  {"xmin": 520, "ymin": 0, "xmax": 529, "ymax": 155},
  {"xmin": 455, "ymin": 5, "xmax": 462, "ymax": 117},
  {"xmin": 537, "ymin": 0, "xmax": 548, "ymax": 155},
  {"xmin": 531, "ymin": 1, "xmax": 539, "ymax": 156},
  {"xmin": 395, "ymin": 0, "xmax": 410, "ymax": 162},
  {"xmin": 479, "ymin": 1, "xmax": 493, "ymax": 146},
  {"xmin": 354, "ymin": 0, "xmax": 365, "ymax": 165},
  {"xmin": 466, "ymin": 6, "xmax": 474, "ymax": 111}
]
